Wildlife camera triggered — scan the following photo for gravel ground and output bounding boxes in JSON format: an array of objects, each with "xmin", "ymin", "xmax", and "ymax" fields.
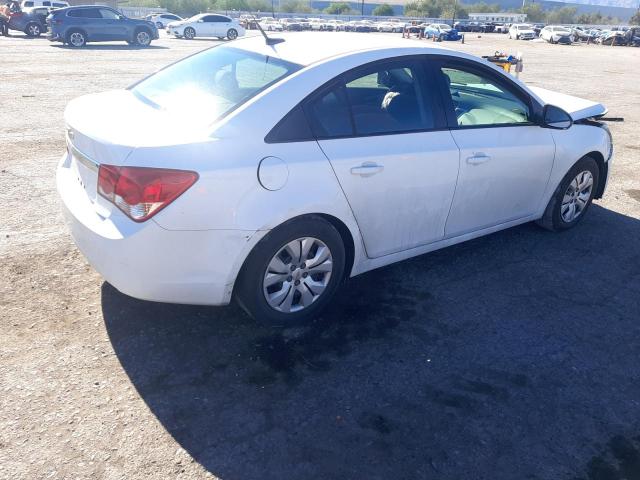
[{"xmin": 1, "ymin": 31, "xmax": 639, "ymax": 480}]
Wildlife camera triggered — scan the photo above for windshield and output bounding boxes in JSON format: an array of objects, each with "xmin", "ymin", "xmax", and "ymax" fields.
[{"xmin": 131, "ymin": 46, "xmax": 301, "ymax": 125}]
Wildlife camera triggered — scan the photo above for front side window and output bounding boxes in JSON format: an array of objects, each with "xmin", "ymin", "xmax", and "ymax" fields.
[
  {"xmin": 440, "ymin": 66, "xmax": 530, "ymax": 127},
  {"xmin": 131, "ymin": 46, "xmax": 300, "ymax": 126},
  {"xmin": 99, "ymin": 8, "xmax": 119, "ymax": 19}
]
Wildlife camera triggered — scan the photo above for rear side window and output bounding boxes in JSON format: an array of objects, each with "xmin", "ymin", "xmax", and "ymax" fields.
[
  {"xmin": 344, "ymin": 62, "xmax": 433, "ymax": 135},
  {"xmin": 52, "ymin": 2, "xmax": 66, "ymax": 6},
  {"xmin": 265, "ymin": 106, "xmax": 313, "ymax": 143},
  {"xmin": 305, "ymin": 85, "xmax": 354, "ymax": 139},
  {"xmin": 302, "ymin": 59, "xmax": 434, "ymax": 140},
  {"xmin": 68, "ymin": 8, "xmax": 101, "ymax": 18},
  {"xmin": 42, "ymin": 1, "xmax": 50, "ymax": 5},
  {"xmin": 23, "ymin": 1, "xmax": 34, "ymax": 6}
]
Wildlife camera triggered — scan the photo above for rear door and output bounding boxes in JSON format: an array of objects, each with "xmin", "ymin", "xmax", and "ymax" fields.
[
  {"xmin": 76, "ymin": 7, "xmax": 104, "ymax": 40},
  {"xmin": 211, "ymin": 14, "xmax": 231, "ymax": 36},
  {"xmin": 306, "ymin": 57, "xmax": 460, "ymax": 258},
  {"xmin": 433, "ymin": 57, "xmax": 555, "ymax": 237},
  {"xmin": 197, "ymin": 15, "xmax": 217, "ymax": 36}
]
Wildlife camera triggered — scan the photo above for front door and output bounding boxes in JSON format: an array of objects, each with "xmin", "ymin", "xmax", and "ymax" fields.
[
  {"xmin": 433, "ymin": 60, "xmax": 555, "ymax": 237},
  {"xmin": 98, "ymin": 8, "xmax": 126, "ymax": 41},
  {"xmin": 306, "ymin": 58, "xmax": 460, "ymax": 258}
]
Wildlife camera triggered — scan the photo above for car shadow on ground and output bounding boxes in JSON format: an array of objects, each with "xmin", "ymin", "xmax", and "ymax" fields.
[
  {"xmin": 51, "ymin": 43, "xmax": 169, "ymax": 50},
  {"xmin": 102, "ymin": 204, "xmax": 640, "ymax": 480}
]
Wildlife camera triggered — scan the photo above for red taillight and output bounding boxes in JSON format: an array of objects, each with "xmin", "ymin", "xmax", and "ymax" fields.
[
  {"xmin": 97, "ymin": 165, "xmax": 198, "ymax": 222},
  {"xmin": 53, "ymin": 18, "xmax": 63, "ymax": 25}
]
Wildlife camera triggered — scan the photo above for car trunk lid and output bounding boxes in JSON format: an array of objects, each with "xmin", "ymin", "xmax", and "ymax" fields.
[{"xmin": 63, "ymin": 89, "xmax": 208, "ymax": 210}]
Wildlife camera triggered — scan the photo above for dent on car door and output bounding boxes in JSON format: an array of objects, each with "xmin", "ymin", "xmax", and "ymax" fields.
[
  {"xmin": 435, "ymin": 60, "xmax": 555, "ymax": 237},
  {"xmin": 306, "ymin": 58, "xmax": 460, "ymax": 259}
]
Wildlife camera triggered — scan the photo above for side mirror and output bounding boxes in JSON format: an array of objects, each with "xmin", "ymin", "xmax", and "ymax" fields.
[{"xmin": 542, "ymin": 104, "xmax": 573, "ymax": 130}]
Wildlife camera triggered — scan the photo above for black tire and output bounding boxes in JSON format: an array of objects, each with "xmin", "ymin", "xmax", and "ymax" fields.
[
  {"xmin": 227, "ymin": 28, "xmax": 238, "ymax": 40},
  {"xmin": 235, "ymin": 216, "xmax": 346, "ymax": 327},
  {"xmin": 536, "ymin": 156, "xmax": 600, "ymax": 232},
  {"xmin": 184, "ymin": 27, "xmax": 195, "ymax": 39},
  {"xmin": 25, "ymin": 22, "xmax": 41, "ymax": 37},
  {"xmin": 66, "ymin": 29, "xmax": 86, "ymax": 47},
  {"xmin": 134, "ymin": 28, "xmax": 152, "ymax": 47}
]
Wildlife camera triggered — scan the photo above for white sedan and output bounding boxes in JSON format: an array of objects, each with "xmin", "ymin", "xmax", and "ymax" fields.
[
  {"xmin": 540, "ymin": 25, "xmax": 573, "ymax": 44},
  {"xmin": 57, "ymin": 33, "xmax": 612, "ymax": 325},
  {"xmin": 166, "ymin": 13, "xmax": 245, "ymax": 40}
]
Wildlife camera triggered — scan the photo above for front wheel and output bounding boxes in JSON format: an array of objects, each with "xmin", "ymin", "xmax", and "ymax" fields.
[
  {"xmin": 227, "ymin": 28, "xmax": 238, "ymax": 40},
  {"xmin": 25, "ymin": 22, "xmax": 41, "ymax": 37},
  {"xmin": 183, "ymin": 27, "xmax": 195, "ymax": 39},
  {"xmin": 235, "ymin": 216, "xmax": 346, "ymax": 327},
  {"xmin": 134, "ymin": 28, "xmax": 152, "ymax": 46},
  {"xmin": 537, "ymin": 157, "xmax": 599, "ymax": 231}
]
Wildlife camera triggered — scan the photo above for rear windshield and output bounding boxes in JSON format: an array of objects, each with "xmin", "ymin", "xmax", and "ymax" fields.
[{"xmin": 131, "ymin": 46, "xmax": 301, "ymax": 125}]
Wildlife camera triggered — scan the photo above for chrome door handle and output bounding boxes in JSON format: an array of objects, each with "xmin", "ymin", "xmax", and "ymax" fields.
[
  {"xmin": 466, "ymin": 153, "xmax": 491, "ymax": 165},
  {"xmin": 350, "ymin": 163, "xmax": 384, "ymax": 177}
]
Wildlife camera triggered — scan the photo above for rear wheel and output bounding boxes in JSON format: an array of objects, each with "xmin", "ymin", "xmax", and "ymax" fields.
[
  {"xmin": 184, "ymin": 27, "xmax": 195, "ymax": 39},
  {"xmin": 25, "ymin": 22, "xmax": 42, "ymax": 37},
  {"xmin": 235, "ymin": 216, "xmax": 346, "ymax": 327},
  {"xmin": 537, "ymin": 157, "xmax": 599, "ymax": 231},
  {"xmin": 66, "ymin": 29, "xmax": 86, "ymax": 47},
  {"xmin": 227, "ymin": 28, "xmax": 238, "ymax": 40}
]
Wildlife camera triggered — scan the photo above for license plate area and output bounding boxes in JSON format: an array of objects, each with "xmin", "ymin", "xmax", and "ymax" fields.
[{"xmin": 68, "ymin": 141, "xmax": 99, "ymax": 202}]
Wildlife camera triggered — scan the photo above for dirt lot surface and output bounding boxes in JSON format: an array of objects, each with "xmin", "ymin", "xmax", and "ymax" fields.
[{"xmin": 1, "ymin": 31, "xmax": 639, "ymax": 480}]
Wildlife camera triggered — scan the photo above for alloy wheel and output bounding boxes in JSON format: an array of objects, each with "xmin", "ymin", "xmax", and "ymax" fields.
[
  {"xmin": 263, "ymin": 237, "xmax": 333, "ymax": 313},
  {"xmin": 69, "ymin": 32, "xmax": 85, "ymax": 47},
  {"xmin": 27, "ymin": 24, "xmax": 41, "ymax": 36},
  {"xmin": 561, "ymin": 170, "xmax": 593, "ymax": 222},
  {"xmin": 136, "ymin": 30, "xmax": 150, "ymax": 46}
]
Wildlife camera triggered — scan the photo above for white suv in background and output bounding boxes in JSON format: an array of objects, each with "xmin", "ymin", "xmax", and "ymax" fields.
[
  {"xmin": 21, "ymin": 0, "xmax": 68, "ymax": 8},
  {"xmin": 509, "ymin": 23, "xmax": 536, "ymax": 40}
]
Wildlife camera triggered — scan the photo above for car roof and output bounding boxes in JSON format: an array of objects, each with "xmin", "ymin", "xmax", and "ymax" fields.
[{"xmin": 230, "ymin": 32, "xmax": 453, "ymax": 67}]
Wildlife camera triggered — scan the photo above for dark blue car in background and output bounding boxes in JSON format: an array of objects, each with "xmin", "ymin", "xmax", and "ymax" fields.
[{"xmin": 47, "ymin": 6, "xmax": 158, "ymax": 47}]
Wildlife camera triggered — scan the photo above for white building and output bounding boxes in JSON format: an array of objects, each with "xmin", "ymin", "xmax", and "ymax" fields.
[{"xmin": 468, "ymin": 12, "xmax": 527, "ymax": 23}]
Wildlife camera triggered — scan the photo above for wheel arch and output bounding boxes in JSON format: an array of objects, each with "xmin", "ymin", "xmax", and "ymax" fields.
[
  {"xmin": 585, "ymin": 150, "xmax": 607, "ymax": 199},
  {"xmin": 66, "ymin": 27, "xmax": 87, "ymax": 40},
  {"xmin": 231, "ymin": 212, "xmax": 358, "ymax": 300}
]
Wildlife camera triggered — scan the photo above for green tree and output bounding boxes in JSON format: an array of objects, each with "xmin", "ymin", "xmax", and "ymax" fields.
[
  {"xmin": 520, "ymin": 2, "xmax": 545, "ymax": 22},
  {"xmin": 463, "ymin": 2, "xmax": 500, "ymax": 13},
  {"xmin": 630, "ymin": 10, "xmax": 640, "ymax": 25},
  {"xmin": 324, "ymin": 1, "xmax": 351, "ymax": 14},
  {"xmin": 545, "ymin": 6, "xmax": 577, "ymax": 24},
  {"xmin": 372, "ymin": 3, "xmax": 394, "ymax": 16}
]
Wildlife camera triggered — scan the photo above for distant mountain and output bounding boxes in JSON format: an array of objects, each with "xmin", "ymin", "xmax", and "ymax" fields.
[{"xmin": 311, "ymin": 0, "xmax": 637, "ymax": 20}]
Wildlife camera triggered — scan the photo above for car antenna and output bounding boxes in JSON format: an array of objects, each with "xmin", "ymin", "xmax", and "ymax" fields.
[{"xmin": 255, "ymin": 20, "xmax": 285, "ymax": 45}]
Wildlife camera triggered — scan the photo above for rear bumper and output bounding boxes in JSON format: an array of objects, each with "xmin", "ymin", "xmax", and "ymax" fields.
[{"xmin": 56, "ymin": 152, "xmax": 266, "ymax": 306}]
